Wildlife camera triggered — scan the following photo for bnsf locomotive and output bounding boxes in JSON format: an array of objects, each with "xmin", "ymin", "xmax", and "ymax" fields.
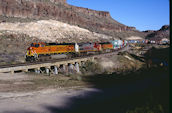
[{"xmin": 25, "ymin": 40, "xmax": 126, "ymax": 62}]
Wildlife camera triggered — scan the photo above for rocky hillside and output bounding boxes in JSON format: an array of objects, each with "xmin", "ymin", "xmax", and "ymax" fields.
[
  {"xmin": 0, "ymin": 20, "xmax": 113, "ymax": 42},
  {"xmin": 0, "ymin": 0, "xmax": 145, "ymax": 38},
  {"xmin": 144, "ymin": 25, "xmax": 170, "ymax": 39}
]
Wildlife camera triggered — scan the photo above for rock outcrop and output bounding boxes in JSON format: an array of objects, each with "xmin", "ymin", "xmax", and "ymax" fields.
[
  {"xmin": 145, "ymin": 25, "xmax": 170, "ymax": 39},
  {"xmin": 0, "ymin": 0, "xmax": 142, "ymax": 38}
]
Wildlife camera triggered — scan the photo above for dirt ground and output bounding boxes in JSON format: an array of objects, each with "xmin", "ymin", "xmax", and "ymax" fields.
[{"xmin": 0, "ymin": 72, "xmax": 89, "ymax": 93}]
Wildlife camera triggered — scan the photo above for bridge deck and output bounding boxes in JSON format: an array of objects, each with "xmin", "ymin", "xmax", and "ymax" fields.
[{"xmin": 0, "ymin": 57, "xmax": 93, "ymax": 73}]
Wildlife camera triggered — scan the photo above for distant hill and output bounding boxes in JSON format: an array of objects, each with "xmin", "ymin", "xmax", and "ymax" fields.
[{"xmin": 144, "ymin": 25, "xmax": 170, "ymax": 39}]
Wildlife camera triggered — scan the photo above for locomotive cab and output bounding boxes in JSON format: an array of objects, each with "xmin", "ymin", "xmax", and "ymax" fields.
[
  {"xmin": 30, "ymin": 42, "xmax": 45, "ymax": 48},
  {"xmin": 25, "ymin": 42, "xmax": 46, "ymax": 62}
]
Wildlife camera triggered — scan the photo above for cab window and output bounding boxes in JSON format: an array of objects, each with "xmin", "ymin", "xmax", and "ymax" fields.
[
  {"xmin": 31, "ymin": 43, "xmax": 34, "ymax": 47},
  {"xmin": 35, "ymin": 44, "xmax": 40, "ymax": 48},
  {"xmin": 41, "ymin": 44, "xmax": 45, "ymax": 47}
]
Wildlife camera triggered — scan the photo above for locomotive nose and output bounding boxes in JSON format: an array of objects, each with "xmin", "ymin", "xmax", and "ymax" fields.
[
  {"xmin": 27, "ymin": 47, "xmax": 32, "ymax": 50},
  {"xmin": 26, "ymin": 47, "xmax": 33, "ymax": 56}
]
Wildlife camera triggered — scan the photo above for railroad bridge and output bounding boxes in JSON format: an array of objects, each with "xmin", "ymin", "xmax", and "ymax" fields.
[
  {"xmin": 0, "ymin": 47, "xmax": 128, "ymax": 75},
  {"xmin": 0, "ymin": 57, "xmax": 95, "ymax": 75}
]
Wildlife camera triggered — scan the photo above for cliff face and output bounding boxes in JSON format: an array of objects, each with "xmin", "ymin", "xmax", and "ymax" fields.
[{"xmin": 0, "ymin": 0, "xmax": 139, "ymax": 38}]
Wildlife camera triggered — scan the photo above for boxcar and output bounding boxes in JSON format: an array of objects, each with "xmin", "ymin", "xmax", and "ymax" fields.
[
  {"xmin": 110, "ymin": 40, "xmax": 122, "ymax": 49},
  {"xmin": 78, "ymin": 42, "xmax": 101, "ymax": 55}
]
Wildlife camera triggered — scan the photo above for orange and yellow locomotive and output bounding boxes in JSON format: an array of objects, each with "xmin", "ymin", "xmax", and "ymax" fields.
[{"xmin": 25, "ymin": 42, "xmax": 102, "ymax": 62}]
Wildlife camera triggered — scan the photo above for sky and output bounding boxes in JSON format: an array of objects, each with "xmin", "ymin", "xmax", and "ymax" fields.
[{"xmin": 67, "ymin": 0, "xmax": 169, "ymax": 31}]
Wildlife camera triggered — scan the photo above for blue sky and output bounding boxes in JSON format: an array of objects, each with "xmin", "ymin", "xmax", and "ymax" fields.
[{"xmin": 67, "ymin": 0, "xmax": 169, "ymax": 31}]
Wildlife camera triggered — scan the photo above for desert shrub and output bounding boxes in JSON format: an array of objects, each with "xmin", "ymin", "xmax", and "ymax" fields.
[{"xmin": 80, "ymin": 60, "xmax": 103, "ymax": 75}]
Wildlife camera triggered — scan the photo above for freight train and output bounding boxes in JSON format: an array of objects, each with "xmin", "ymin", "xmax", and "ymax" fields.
[{"xmin": 25, "ymin": 40, "xmax": 127, "ymax": 62}]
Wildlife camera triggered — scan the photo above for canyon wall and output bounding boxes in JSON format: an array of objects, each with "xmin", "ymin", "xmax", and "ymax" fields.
[{"xmin": 0, "ymin": 0, "xmax": 140, "ymax": 38}]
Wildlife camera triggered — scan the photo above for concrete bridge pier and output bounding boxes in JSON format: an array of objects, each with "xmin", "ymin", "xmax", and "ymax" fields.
[
  {"xmin": 11, "ymin": 71, "xmax": 14, "ymax": 74},
  {"xmin": 23, "ymin": 69, "xmax": 28, "ymax": 73},
  {"xmin": 62, "ymin": 64, "xmax": 67, "ymax": 74},
  {"xmin": 35, "ymin": 68, "xmax": 40, "ymax": 74},
  {"xmin": 75, "ymin": 62, "xmax": 80, "ymax": 73},
  {"xmin": 68, "ymin": 63, "xmax": 74, "ymax": 74},
  {"xmin": 54, "ymin": 66, "xmax": 58, "ymax": 75},
  {"xmin": 45, "ymin": 67, "xmax": 50, "ymax": 75}
]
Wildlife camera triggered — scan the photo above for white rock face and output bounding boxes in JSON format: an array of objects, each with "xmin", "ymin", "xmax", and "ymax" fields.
[
  {"xmin": 126, "ymin": 36, "xmax": 143, "ymax": 40},
  {"xmin": 0, "ymin": 20, "xmax": 114, "ymax": 42}
]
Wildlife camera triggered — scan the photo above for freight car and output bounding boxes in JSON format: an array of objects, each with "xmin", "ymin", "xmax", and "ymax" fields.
[
  {"xmin": 78, "ymin": 42, "xmax": 102, "ymax": 56},
  {"xmin": 99, "ymin": 42, "xmax": 113, "ymax": 52},
  {"xmin": 110, "ymin": 40, "xmax": 125, "ymax": 50}
]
